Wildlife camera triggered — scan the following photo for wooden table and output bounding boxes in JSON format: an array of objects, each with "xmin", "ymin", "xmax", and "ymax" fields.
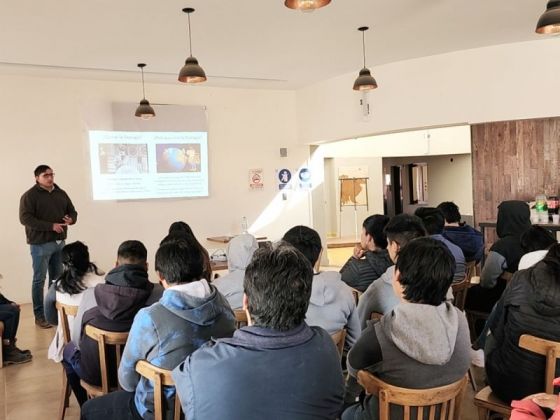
[{"xmin": 207, "ymin": 235, "xmax": 268, "ymax": 244}]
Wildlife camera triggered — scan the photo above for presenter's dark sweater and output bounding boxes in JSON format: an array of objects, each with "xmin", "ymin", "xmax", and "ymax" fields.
[{"xmin": 19, "ymin": 183, "xmax": 77, "ymax": 244}]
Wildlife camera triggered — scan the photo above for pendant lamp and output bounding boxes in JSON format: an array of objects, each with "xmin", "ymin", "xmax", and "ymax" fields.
[
  {"xmin": 178, "ymin": 7, "xmax": 207, "ymax": 83},
  {"xmin": 284, "ymin": 0, "xmax": 331, "ymax": 12},
  {"xmin": 135, "ymin": 63, "xmax": 155, "ymax": 120},
  {"xmin": 536, "ymin": 0, "xmax": 560, "ymax": 34},
  {"xmin": 353, "ymin": 27, "xmax": 377, "ymax": 91}
]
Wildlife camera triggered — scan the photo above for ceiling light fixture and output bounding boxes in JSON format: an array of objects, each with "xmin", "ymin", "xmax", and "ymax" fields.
[
  {"xmin": 135, "ymin": 63, "xmax": 155, "ymax": 120},
  {"xmin": 178, "ymin": 7, "xmax": 207, "ymax": 83},
  {"xmin": 353, "ymin": 27, "xmax": 378, "ymax": 91},
  {"xmin": 284, "ymin": 0, "xmax": 331, "ymax": 12},
  {"xmin": 536, "ymin": 0, "xmax": 560, "ymax": 34}
]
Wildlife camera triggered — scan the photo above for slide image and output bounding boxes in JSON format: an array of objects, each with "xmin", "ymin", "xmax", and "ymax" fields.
[
  {"xmin": 99, "ymin": 143, "xmax": 149, "ymax": 175},
  {"xmin": 156, "ymin": 143, "xmax": 201, "ymax": 173}
]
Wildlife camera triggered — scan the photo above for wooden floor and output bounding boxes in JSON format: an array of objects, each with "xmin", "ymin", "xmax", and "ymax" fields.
[{"xmin": 1, "ymin": 304, "xmax": 481, "ymax": 420}]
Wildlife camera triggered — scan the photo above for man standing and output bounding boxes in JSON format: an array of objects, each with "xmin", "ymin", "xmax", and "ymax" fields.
[{"xmin": 19, "ymin": 165, "xmax": 77, "ymax": 328}]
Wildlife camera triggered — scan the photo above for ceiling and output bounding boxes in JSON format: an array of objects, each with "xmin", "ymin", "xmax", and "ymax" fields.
[{"xmin": 0, "ymin": 0, "xmax": 552, "ymax": 89}]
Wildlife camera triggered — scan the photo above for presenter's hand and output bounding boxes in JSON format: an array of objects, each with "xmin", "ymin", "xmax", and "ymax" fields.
[
  {"xmin": 353, "ymin": 244, "xmax": 365, "ymax": 259},
  {"xmin": 52, "ymin": 223, "xmax": 65, "ymax": 233},
  {"xmin": 62, "ymin": 215, "xmax": 73, "ymax": 225}
]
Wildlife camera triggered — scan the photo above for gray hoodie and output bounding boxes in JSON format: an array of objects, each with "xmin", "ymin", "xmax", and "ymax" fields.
[
  {"xmin": 213, "ymin": 234, "xmax": 258, "ymax": 309},
  {"xmin": 305, "ymin": 271, "xmax": 361, "ymax": 350}
]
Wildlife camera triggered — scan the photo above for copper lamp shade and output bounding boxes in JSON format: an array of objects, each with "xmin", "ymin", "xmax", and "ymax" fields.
[
  {"xmin": 178, "ymin": 56, "xmax": 207, "ymax": 83},
  {"xmin": 135, "ymin": 63, "xmax": 155, "ymax": 119},
  {"xmin": 353, "ymin": 27, "xmax": 378, "ymax": 91},
  {"xmin": 284, "ymin": 0, "xmax": 331, "ymax": 11},
  {"xmin": 135, "ymin": 99, "xmax": 156, "ymax": 120},
  {"xmin": 536, "ymin": 0, "xmax": 560, "ymax": 34},
  {"xmin": 353, "ymin": 68, "xmax": 378, "ymax": 91}
]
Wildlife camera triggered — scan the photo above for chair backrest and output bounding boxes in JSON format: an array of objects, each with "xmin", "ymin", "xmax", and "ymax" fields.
[
  {"xmin": 135, "ymin": 360, "xmax": 183, "ymax": 420},
  {"xmin": 350, "ymin": 288, "xmax": 362, "ymax": 305},
  {"xmin": 234, "ymin": 309, "xmax": 248, "ymax": 328},
  {"xmin": 0, "ymin": 321, "xmax": 4, "ymax": 368},
  {"xmin": 451, "ymin": 261, "xmax": 476, "ymax": 311},
  {"xmin": 357, "ymin": 370, "xmax": 467, "ymax": 420},
  {"xmin": 519, "ymin": 334, "xmax": 560, "ymax": 394},
  {"xmin": 330, "ymin": 329, "xmax": 346, "ymax": 359},
  {"xmin": 55, "ymin": 301, "xmax": 79, "ymax": 344},
  {"xmin": 84, "ymin": 324, "xmax": 129, "ymax": 394}
]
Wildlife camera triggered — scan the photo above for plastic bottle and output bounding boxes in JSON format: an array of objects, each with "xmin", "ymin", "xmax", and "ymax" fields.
[{"xmin": 241, "ymin": 216, "xmax": 248, "ymax": 233}]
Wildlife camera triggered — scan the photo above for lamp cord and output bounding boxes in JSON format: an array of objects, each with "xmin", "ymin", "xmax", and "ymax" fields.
[
  {"xmin": 141, "ymin": 67, "xmax": 146, "ymax": 99},
  {"xmin": 362, "ymin": 31, "xmax": 366, "ymax": 68},
  {"xmin": 187, "ymin": 12, "xmax": 193, "ymax": 56}
]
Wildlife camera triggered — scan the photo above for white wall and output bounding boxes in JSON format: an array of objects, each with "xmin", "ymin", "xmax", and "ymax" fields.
[
  {"xmin": 0, "ymin": 74, "xmax": 310, "ymax": 302},
  {"xmin": 296, "ymin": 38, "xmax": 560, "ymax": 144}
]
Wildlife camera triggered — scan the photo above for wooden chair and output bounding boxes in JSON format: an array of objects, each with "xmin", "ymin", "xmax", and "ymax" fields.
[
  {"xmin": 474, "ymin": 334, "xmax": 560, "ymax": 420},
  {"xmin": 55, "ymin": 302, "xmax": 79, "ymax": 420},
  {"xmin": 452, "ymin": 261, "xmax": 476, "ymax": 311},
  {"xmin": 135, "ymin": 360, "xmax": 183, "ymax": 420},
  {"xmin": 0, "ymin": 321, "xmax": 4, "ymax": 369},
  {"xmin": 234, "ymin": 309, "xmax": 248, "ymax": 329},
  {"xmin": 370, "ymin": 312, "xmax": 384, "ymax": 323},
  {"xmin": 80, "ymin": 325, "xmax": 129, "ymax": 398},
  {"xmin": 330, "ymin": 329, "xmax": 347, "ymax": 360},
  {"xmin": 357, "ymin": 370, "xmax": 467, "ymax": 420},
  {"xmin": 350, "ymin": 288, "xmax": 362, "ymax": 305}
]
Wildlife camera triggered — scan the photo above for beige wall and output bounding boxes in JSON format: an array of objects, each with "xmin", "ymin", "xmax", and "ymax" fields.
[
  {"xmin": 296, "ymin": 38, "xmax": 560, "ymax": 145},
  {"xmin": 0, "ymin": 74, "xmax": 310, "ymax": 302}
]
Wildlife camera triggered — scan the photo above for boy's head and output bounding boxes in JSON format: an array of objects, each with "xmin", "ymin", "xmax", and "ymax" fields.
[
  {"xmin": 361, "ymin": 215, "xmax": 390, "ymax": 250},
  {"xmin": 243, "ymin": 243, "xmax": 313, "ymax": 331},
  {"xmin": 414, "ymin": 207, "xmax": 445, "ymax": 236},
  {"xmin": 393, "ymin": 237, "xmax": 455, "ymax": 306},
  {"xmin": 282, "ymin": 225, "xmax": 322, "ymax": 268},
  {"xmin": 155, "ymin": 238, "xmax": 204, "ymax": 286},
  {"xmin": 384, "ymin": 214, "xmax": 426, "ymax": 263},
  {"xmin": 437, "ymin": 202, "xmax": 461, "ymax": 225},
  {"xmin": 117, "ymin": 240, "xmax": 148, "ymax": 268}
]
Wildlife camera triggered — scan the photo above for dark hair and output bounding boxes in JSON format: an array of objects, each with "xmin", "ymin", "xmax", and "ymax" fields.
[
  {"xmin": 168, "ymin": 221, "xmax": 194, "ymax": 237},
  {"xmin": 56, "ymin": 241, "xmax": 102, "ymax": 295},
  {"xmin": 282, "ymin": 225, "xmax": 322, "ymax": 266},
  {"xmin": 155, "ymin": 237, "xmax": 204, "ymax": 285},
  {"xmin": 34, "ymin": 164, "xmax": 51, "ymax": 177},
  {"xmin": 414, "ymin": 207, "xmax": 445, "ymax": 235},
  {"xmin": 437, "ymin": 202, "xmax": 461, "ymax": 224},
  {"xmin": 395, "ymin": 237, "xmax": 455, "ymax": 305},
  {"xmin": 243, "ymin": 243, "xmax": 313, "ymax": 331},
  {"xmin": 117, "ymin": 240, "xmax": 148, "ymax": 265},
  {"xmin": 160, "ymin": 226, "xmax": 212, "ymax": 282},
  {"xmin": 384, "ymin": 214, "xmax": 426, "ymax": 248},
  {"xmin": 520, "ymin": 226, "xmax": 557, "ymax": 253},
  {"xmin": 541, "ymin": 243, "xmax": 560, "ymax": 278},
  {"xmin": 363, "ymin": 215, "xmax": 390, "ymax": 249}
]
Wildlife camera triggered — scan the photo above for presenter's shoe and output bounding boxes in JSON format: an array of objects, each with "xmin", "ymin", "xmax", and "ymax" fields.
[
  {"xmin": 34, "ymin": 318, "xmax": 52, "ymax": 329},
  {"xmin": 2, "ymin": 346, "xmax": 33, "ymax": 365}
]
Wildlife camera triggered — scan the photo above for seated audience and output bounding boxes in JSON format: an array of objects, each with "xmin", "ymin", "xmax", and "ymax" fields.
[
  {"xmin": 172, "ymin": 243, "xmax": 345, "ymax": 419},
  {"xmin": 166, "ymin": 221, "xmax": 212, "ymax": 281},
  {"xmin": 356, "ymin": 214, "xmax": 426, "ymax": 329},
  {"xmin": 339, "ymin": 215, "xmax": 392, "ymax": 292},
  {"xmin": 0, "ymin": 292, "xmax": 31, "ymax": 365},
  {"xmin": 44, "ymin": 241, "xmax": 104, "ymax": 362},
  {"xmin": 484, "ymin": 243, "xmax": 560, "ymax": 402},
  {"xmin": 518, "ymin": 226, "xmax": 557, "ymax": 270},
  {"xmin": 62, "ymin": 240, "xmax": 153, "ymax": 406},
  {"xmin": 81, "ymin": 237, "xmax": 235, "ymax": 420},
  {"xmin": 465, "ymin": 200, "xmax": 531, "ymax": 321},
  {"xmin": 437, "ymin": 201, "xmax": 484, "ymax": 263},
  {"xmin": 414, "ymin": 207, "xmax": 466, "ymax": 282},
  {"xmin": 343, "ymin": 238, "xmax": 471, "ymax": 419},
  {"xmin": 283, "ymin": 225, "xmax": 360, "ymax": 349},
  {"xmin": 213, "ymin": 233, "xmax": 258, "ymax": 309}
]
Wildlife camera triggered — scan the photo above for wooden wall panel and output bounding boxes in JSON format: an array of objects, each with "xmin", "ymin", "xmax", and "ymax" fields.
[{"xmin": 472, "ymin": 117, "xmax": 560, "ymax": 227}]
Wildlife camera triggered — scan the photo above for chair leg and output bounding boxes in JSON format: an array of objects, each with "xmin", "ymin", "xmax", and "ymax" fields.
[
  {"xmin": 477, "ymin": 407, "xmax": 489, "ymax": 420},
  {"xmin": 468, "ymin": 367, "xmax": 478, "ymax": 392},
  {"xmin": 58, "ymin": 370, "xmax": 71, "ymax": 420}
]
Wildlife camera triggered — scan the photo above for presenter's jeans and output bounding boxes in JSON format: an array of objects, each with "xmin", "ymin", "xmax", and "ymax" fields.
[{"xmin": 30, "ymin": 241, "xmax": 64, "ymax": 320}]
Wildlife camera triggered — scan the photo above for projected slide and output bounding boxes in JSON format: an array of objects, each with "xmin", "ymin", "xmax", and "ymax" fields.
[{"xmin": 89, "ymin": 131, "xmax": 208, "ymax": 200}]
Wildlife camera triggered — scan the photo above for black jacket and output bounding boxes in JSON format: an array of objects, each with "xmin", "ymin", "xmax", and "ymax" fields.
[
  {"xmin": 340, "ymin": 249, "xmax": 392, "ymax": 292},
  {"xmin": 486, "ymin": 261, "xmax": 560, "ymax": 402},
  {"xmin": 78, "ymin": 282, "xmax": 150, "ymax": 385}
]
